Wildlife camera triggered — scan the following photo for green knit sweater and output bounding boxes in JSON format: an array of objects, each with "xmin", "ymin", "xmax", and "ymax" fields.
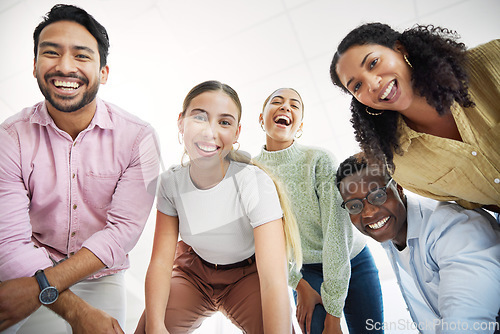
[{"xmin": 255, "ymin": 142, "xmax": 366, "ymax": 317}]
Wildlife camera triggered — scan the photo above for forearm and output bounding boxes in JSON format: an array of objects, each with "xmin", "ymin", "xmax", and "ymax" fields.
[
  {"xmin": 44, "ymin": 247, "xmax": 105, "ymax": 292},
  {"xmin": 324, "ymin": 313, "xmax": 342, "ymax": 333},
  {"xmin": 260, "ymin": 279, "xmax": 292, "ymax": 333},
  {"xmin": 144, "ymin": 261, "xmax": 172, "ymax": 330}
]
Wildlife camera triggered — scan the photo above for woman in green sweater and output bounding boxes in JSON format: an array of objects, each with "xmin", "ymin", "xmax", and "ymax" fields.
[{"xmin": 254, "ymin": 88, "xmax": 384, "ymax": 334}]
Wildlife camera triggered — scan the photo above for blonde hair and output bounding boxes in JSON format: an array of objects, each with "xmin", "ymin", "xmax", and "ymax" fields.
[
  {"xmin": 228, "ymin": 150, "xmax": 303, "ymax": 271},
  {"xmin": 180, "ymin": 80, "xmax": 302, "ymax": 270}
]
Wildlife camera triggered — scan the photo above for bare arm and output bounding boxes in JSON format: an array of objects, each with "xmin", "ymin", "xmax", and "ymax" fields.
[
  {"xmin": 144, "ymin": 211, "xmax": 179, "ymax": 333},
  {"xmin": 254, "ymin": 218, "xmax": 292, "ymax": 334}
]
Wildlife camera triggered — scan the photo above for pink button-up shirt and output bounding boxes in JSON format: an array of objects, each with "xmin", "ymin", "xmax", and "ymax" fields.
[{"xmin": 0, "ymin": 98, "xmax": 160, "ymax": 281}]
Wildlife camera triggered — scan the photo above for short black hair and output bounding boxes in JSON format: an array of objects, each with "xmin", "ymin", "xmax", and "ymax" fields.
[
  {"xmin": 336, "ymin": 153, "xmax": 390, "ymax": 190},
  {"xmin": 33, "ymin": 4, "xmax": 110, "ymax": 68}
]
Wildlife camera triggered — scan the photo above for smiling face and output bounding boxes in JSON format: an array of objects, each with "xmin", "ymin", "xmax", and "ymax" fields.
[
  {"xmin": 335, "ymin": 43, "xmax": 414, "ymax": 113},
  {"xmin": 260, "ymin": 88, "xmax": 303, "ymax": 151},
  {"xmin": 339, "ymin": 169, "xmax": 408, "ymax": 248},
  {"xmin": 33, "ymin": 20, "xmax": 108, "ymax": 114},
  {"xmin": 179, "ymin": 90, "xmax": 241, "ymax": 170}
]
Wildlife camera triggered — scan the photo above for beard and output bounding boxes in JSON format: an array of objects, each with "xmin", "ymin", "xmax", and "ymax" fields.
[{"xmin": 36, "ymin": 73, "xmax": 100, "ymax": 113}]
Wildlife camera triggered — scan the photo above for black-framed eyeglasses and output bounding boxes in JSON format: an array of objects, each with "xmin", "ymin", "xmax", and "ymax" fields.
[{"xmin": 341, "ymin": 178, "xmax": 394, "ymax": 215}]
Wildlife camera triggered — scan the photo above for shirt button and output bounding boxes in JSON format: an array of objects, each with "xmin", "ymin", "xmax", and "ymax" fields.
[
  {"xmin": 73, "ymin": 204, "xmax": 77, "ymax": 210},
  {"xmin": 471, "ymin": 151, "xmax": 477, "ymax": 156},
  {"xmin": 72, "ymin": 173, "xmax": 76, "ymax": 179},
  {"xmin": 70, "ymin": 252, "xmax": 75, "ymax": 256},
  {"xmin": 495, "ymin": 178, "xmax": 500, "ymax": 184},
  {"xmin": 71, "ymin": 232, "xmax": 76, "ymax": 237}
]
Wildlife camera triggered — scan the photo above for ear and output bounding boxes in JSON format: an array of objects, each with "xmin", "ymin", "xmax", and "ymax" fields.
[
  {"xmin": 100, "ymin": 65, "xmax": 109, "ymax": 85},
  {"xmin": 177, "ymin": 113, "xmax": 184, "ymax": 134},
  {"xmin": 396, "ymin": 182, "xmax": 405, "ymax": 200},
  {"xmin": 33, "ymin": 58, "xmax": 37, "ymax": 78},
  {"xmin": 234, "ymin": 124, "xmax": 241, "ymax": 143},
  {"xmin": 258, "ymin": 113, "xmax": 263, "ymax": 125},
  {"xmin": 298, "ymin": 122, "xmax": 304, "ymax": 132},
  {"xmin": 394, "ymin": 41, "xmax": 408, "ymax": 56}
]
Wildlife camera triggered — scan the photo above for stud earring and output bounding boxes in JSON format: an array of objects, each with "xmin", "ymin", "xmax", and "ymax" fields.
[
  {"xmin": 365, "ymin": 106, "xmax": 385, "ymax": 116},
  {"xmin": 404, "ymin": 54, "xmax": 413, "ymax": 69}
]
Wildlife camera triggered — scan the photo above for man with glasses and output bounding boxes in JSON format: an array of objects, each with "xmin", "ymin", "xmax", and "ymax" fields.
[{"xmin": 336, "ymin": 154, "xmax": 500, "ymax": 334}]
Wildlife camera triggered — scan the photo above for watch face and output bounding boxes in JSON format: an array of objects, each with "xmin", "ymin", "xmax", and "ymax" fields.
[{"xmin": 40, "ymin": 286, "xmax": 59, "ymax": 305}]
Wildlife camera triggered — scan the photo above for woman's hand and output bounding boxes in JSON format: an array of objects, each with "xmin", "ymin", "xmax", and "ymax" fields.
[
  {"xmin": 295, "ymin": 278, "xmax": 322, "ymax": 334},
  {"xmin": 323, "ymin": 313, "xmax": 342, "ymax": 334}
]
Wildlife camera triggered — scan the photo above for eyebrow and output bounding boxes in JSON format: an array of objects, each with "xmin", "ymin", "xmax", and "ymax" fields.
[
  {"xmin": 190, "ymin": 109, "xmax": 237, "ymax": 120},
  {"xmin": 272, "ymin": 95, "xmax": 302, "ymax": 105},
  {"xmin": 346, "ymin": 52, "xmax": 373, "ymax": 89},
  {"xmin": 39, "ymin": 41, "xmax": 95, "ymax": 54}
]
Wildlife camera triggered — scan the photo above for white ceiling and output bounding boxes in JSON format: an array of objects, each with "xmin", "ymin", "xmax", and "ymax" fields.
[{"xmin": 1, "ymin": 1, "xmax": 499, "ymax": 332}]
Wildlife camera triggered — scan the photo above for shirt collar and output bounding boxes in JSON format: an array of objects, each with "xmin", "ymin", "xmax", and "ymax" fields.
[
  {"xmin": 29, "ymin": 97, "xmax": 114, "ymax": 130},
  {"xmin": 405, "ymin": 196, "xmax": 424, "ymax": 241},
  {"xmin": 397, "ymin": 115, "xmax": 421, "ymax": 152}
]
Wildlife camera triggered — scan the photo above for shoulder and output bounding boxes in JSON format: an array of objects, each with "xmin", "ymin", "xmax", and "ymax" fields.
[
  {"xmin": 466, "ymin": 39, "xmax": 500, "ymax": 71},
  {"xmin": 297, "ymin": 143, "xmax": 338, "ymax": 165},
  {"xmin": 100, "ymin": 99, "xmax": 154, "ymax": 133},
  {"xmin": 1, "ymin": 103, "xmax": 43, "ymax": 133},
  {"xmin": 409, "ymin": 196, "xmax": 499, "ymax": 245}
]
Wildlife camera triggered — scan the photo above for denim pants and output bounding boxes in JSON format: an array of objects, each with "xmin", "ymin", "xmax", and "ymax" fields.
[{"xmin": 293, "ymin": 246, "xmax": 384, "ymax": 334}]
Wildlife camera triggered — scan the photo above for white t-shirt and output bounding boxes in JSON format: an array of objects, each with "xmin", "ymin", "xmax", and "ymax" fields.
[{"xmin": 157, "ymin": 160, "xmax": 283, "ymax": 265}]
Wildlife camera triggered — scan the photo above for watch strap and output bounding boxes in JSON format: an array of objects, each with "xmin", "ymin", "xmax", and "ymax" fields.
[{"xmin": 34, "ymin": 269, "xmax": 50, "ymax": 290}]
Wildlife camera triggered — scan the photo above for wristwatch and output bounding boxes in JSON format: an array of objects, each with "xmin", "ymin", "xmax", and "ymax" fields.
[{"xmin": 34, "ymin": 269, "xmax": 59, "ymax": 305}]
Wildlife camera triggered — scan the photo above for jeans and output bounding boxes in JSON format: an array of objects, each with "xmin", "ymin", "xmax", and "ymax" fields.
[{"xmin": 293, "ymin": 246, "xmax": 384, "ymax": 334}]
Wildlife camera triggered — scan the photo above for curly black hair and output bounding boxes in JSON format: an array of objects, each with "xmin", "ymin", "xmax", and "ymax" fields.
[{"xmin": 330, "ymin": 23, "xmax": 474, "ymax": 171}]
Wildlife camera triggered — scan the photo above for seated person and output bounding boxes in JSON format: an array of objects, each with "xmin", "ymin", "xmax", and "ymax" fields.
[{"xmin": 335, "ymin": 154, "xmax": 500, "ymax": 334}]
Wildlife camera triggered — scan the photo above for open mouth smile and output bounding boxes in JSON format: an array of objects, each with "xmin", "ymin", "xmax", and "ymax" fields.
[
  {"xmin": 368, "ymin": 216, "xmax": 390, "ymax": 230},
  {"xmin": 274, "ymin": 114, "xmax": 292, "ymax": 126},
  {"xmin": 196, "ymin": 143, "xmax": 219, "ymax": 153},
  {"xmin": 379, "ymin": 79, "xmax": 397, "ymax": 101},
  {"xmin": 53, "ymin": 80, "xmax": 81, "ymax": 90}
]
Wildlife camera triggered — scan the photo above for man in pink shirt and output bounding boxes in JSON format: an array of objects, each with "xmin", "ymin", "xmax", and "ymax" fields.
[{"xmin": 0, "ymin": 4, "xmax": 160, "ymax": 333}]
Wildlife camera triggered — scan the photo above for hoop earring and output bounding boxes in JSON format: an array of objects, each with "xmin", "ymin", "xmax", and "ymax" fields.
[
  {"xmin": 260, "ymin": 122, "xmax": 265, "ymax": 132},
  {"xmin": 178, "ymin": 132, "xmax": 183, "ymax": 144},
  {"xmin": 295, "ymin": 129, "xmax": 303, "ymax": 138},
  {"xmin": 233, "ymin": 142, "xmax": 240, "ymax": 151},
  {"xmin": 365, "ymin": 106, "xmax": 385, "ymax": 116},
  {"xmin": 404, "ymin": 54, "xmax": 413, "ymax": 69}
]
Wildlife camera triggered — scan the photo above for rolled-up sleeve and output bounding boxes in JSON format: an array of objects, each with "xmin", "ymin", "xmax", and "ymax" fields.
[{"xmin": 0, "ymin": 128, "xmax": 53, "ymax": 281}]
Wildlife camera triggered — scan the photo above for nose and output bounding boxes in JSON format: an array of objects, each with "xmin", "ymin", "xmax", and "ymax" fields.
[
  {"xmin": 279, "ymin": 101, "xmax": 291, "ymax": 111},
  {"xmin": 201, "ymin": 120, "xmax": 216, "ymax": 139},
  {"xmin": 365, "ymin": 74, "xmax": 381, "ymax": 93},
  {"xmin": 55, "ymin": 54, "xmax": 77, "ymax": 74},
  {"xmin": 361, "ymin": 200, "xmax": 378, "ymax": 219}
]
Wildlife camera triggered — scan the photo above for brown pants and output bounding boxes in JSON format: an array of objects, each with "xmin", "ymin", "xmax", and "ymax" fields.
[{"xmin": 165, "ymin": 241, "xmax": 263, "ymax": 333}]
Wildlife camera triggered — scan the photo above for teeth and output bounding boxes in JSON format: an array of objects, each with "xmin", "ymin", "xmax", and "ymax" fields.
[
  {"xmin": 368, "ymin": 216, "xmax": 389, "ymax": 230},
  {"xmin": 197, "ymin": 144, "xmax": 217, "ymax": 152},
  {"xmin": 380, "ymin": 80, "xmax": 395, "ymax": 100},
  {"xmin": 54, "ymin": 80, "xmax": 80, "ymax": 89},
  {"xmin": 274, "ymin": 115, "xmax": 291, "ymax": 125}
]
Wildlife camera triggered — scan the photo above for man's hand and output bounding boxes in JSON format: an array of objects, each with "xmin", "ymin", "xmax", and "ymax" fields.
[
  {"xmin": 0, "ymin": 277, "xmax": 41, "ymax": 331},
  {"xmin": 295, "ymin": 279, "xmax": 323, "ymax": 334},
  {"xmin": 68, "ymin": 303, "xmax": 124, "ymax": 334}
]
